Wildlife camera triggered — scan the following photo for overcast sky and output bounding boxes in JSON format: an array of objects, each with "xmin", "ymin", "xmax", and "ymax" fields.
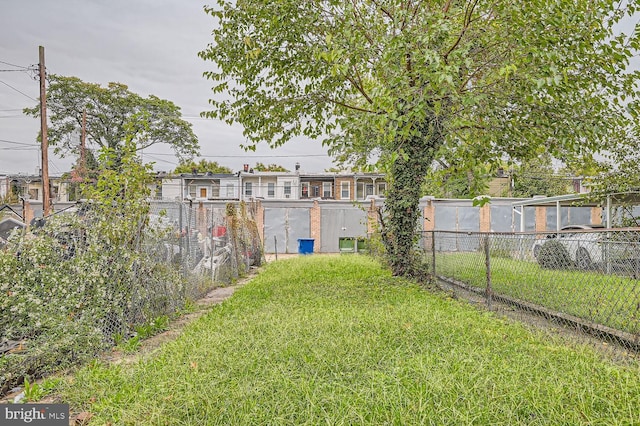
[{"xmin": 0, "ymin": 0, "xmax": 333, "ymax": 176}]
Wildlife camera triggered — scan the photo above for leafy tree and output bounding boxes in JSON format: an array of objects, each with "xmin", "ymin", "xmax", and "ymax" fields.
[
  {"xmin": 201, "ymin": 1, "xmax": 640, "ymax": 276},
  {"xmin": 24, "ymin": 75, "xmax": 199, "ymax": 168},
  {"xmin": 511, "ymin": 155, "xmax": 572, "ymax": 198},
  {"xmin": 252, "ymin": 162, "xmax": 289, "ymax": 172},
  {"xmin": 174, "ymin": 159, "xmax": 232, "ymax": 174},
  {"xmin": 423, "ymin": 162, "xmax": 492, "ymax": 199}
]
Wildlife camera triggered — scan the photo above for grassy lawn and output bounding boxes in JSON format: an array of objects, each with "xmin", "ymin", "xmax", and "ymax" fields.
[
  {"xmin": 436, "ymin": 252, "xmax": 640, "ymax": 334},
  {"xmin": 59, "ymin": 255, "xmax": 640, "ymax": 425}
]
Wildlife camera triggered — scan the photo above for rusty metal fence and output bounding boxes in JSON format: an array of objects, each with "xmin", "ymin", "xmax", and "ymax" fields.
[{"xmin": 423, "ymin": 229, "xmax": 640, "ymax": 356}]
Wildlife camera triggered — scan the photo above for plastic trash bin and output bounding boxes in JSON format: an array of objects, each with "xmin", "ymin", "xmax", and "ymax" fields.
[{"xmin": 297, "ymin": 238, "xmax": 315, "ymax": 255}]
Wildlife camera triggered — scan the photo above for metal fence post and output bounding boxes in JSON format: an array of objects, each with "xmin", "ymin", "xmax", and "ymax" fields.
[
  {"xmin": 431, "ymin": 230, "xmax": 436, "ymax": 281},
  {"xmin": 274, "ymin": 235, "xmax": 278, "ymax": 261},
  {"xmin": 484, "ymin": 234, "xmax": 492, "ymax": 309},
  {"xmin": 210, "ymin": 206, "xmax": 215, "ymax": 281},
  {"xmin": 178, "ymin": 202, "xmax": 185, "ymax": 278}
]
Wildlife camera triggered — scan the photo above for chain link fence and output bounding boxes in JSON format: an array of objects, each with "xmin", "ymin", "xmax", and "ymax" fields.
[
  {"xmin": 0, "ymin": 200, "xmax": 262, "ymax": 396},
  {"xmin": 424, "ymin": 229, "xmax": 640, "ymax": 358}
]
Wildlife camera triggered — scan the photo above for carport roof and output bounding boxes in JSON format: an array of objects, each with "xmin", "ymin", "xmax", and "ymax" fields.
[
  {"xmin": 511, "ymin": 191, "xmax": 640, "ymax": 230},
  {"xmin": 512, "ymin": 193, "xmax": 597, "ymax": 207},
  {"xmin": 511, "ymin": 191, "xmax": 640, "ymax": 207}
]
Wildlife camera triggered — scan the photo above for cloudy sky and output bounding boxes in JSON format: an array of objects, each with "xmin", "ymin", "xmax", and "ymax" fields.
[{"xmin": 0, "ymin": 0, "xmax": 333, "ymax": 176}]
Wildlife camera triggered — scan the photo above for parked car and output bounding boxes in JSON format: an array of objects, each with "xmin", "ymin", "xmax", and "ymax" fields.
[
  {"xmin": 0, "ymin": 217, "xmax": 25, "ymax": 248},
  {"xmin": 532, "ymin": 224, "xmax": 640, "ymax": 270}
]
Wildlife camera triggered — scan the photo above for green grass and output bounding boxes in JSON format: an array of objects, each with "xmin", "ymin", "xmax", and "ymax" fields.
[
  {"xmin": 436, "ymin": 252, "xmax": 640, "ymax": 334},
  {"xmin": 59, "ymin": 255, "xmax": 640, "ymax": 425}
]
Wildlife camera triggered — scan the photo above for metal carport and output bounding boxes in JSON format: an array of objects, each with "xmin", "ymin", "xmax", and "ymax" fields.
[{"xmin": 511, "ymin": 192, "xmax": 640, "ymax": 231}]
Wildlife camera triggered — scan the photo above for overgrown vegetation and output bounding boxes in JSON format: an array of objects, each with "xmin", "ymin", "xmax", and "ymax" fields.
[
  {"xmin": 0, "ymin": 140, "xmax": 187, "ymax": 396},
  {"xmin": 58, "ymin": 255, "xmax": 640, "ymax": 424}
]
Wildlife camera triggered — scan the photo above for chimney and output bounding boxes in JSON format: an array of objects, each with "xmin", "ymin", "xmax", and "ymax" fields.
[{"xmin": 295, "ymin": 162, "xmax": 300, "ymax": 171}]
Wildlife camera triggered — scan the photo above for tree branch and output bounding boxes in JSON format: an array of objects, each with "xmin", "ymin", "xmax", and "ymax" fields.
[{"xmin": 443, "ymin": 0, "xmax": 480, "ymax": 64}]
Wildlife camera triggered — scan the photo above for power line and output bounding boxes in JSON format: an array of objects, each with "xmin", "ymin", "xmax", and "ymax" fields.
[
  {"xmin": 145, "ymin": 152, "xmax": 328, "ymax": 159},
  {"xmin": 0, "ymin": 60, "xmax": 31, "ymax": 69},
  {"xmin": 0, "ymin": 138, "xmax": 37, "ymax": 147},
  {"xmin": 0, "ymin": 146, "xmax": 39, "ymax": 151},
  {"xmin": 143, "ymin": 153, "xmax": 179, "ymax": 166},
  {"xmin": 0, "ymin": 79, "xmax": 37, "ymax": 101}
]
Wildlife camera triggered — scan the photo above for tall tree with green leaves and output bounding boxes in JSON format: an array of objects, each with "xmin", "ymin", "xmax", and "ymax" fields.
[
  {"xmin": 252, "ymin": 163, "xmax": 289, "ymax": 172},
  {"xmin": 201, "ymin": 1, "xmax": 640, "ymax": 276},
  {"xmin": 511, "ymin": 155, "xmax": 572, "ymax": 198},
  {"xmin": 174, "ymin": 159, "xmax": 232, "ymax": 174},
  {"xmin": 24, "ymin": 75, "xmax": 199, "ymax": 168}
]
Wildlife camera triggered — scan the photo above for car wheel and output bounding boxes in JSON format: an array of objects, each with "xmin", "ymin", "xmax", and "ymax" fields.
[
  {"xmin": 533, "ymin": 244, "xmax": 541, "ymax": 259},
  {"xmin": 576, "ymin": 248, "xmax": 593, "ymax": 270}
]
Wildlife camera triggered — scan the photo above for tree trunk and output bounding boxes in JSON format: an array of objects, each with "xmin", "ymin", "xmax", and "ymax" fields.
[{"xmin": 382, "ymin": 129, "xmax": 439, "ymax": 277}]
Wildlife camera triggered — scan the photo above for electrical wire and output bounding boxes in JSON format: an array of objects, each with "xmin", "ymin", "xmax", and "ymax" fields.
[
  {"xmin": 0, "ymin": 60, "xmax": 31, "ymax": 69},
  {"xmin": 145, "ymin": 152, "xmax": 328, "ymax": 159},
  {"xmin": 0, "ymin": 138, "xmax": 37, "ymax": 147},
  {"xmin": 0, "ymin": 79, "xmax": 37, "ymax": 101}
]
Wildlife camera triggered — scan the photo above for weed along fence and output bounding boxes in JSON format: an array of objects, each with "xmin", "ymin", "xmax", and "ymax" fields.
[
  {"xmin": 0, "ymin": 200, "xmax": 262, "ymax": 397},
  {"xmin": 424, "ymin": 229, "xmax": 640, "ymax": 355}
]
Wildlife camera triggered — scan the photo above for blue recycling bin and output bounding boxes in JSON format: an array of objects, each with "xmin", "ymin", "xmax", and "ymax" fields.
[{"xmin": 297, "ymin": 238, "xmax": 315, "ymax": 255}]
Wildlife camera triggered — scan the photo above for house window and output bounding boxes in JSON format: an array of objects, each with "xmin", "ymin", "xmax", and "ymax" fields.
[
  {"xmin": 341, "ymin": 182, "xmax": 350, "ymax": 199},
  {"xmin": 365, "ymin": 184, "xmax": 374, "ymax": 196},
  {"xmin": 267, "ymin": 182, "xmax": 275, "ymax": 197},
  {"xmin": 313, "ymin": 186, "xmax": 320, "ymax": 197},
  {"xmin": 301, "ymin": 182, "xmax": 309, "ymax": 198},
  {"xmin": 356, "ymin": 183, "xmax": 364, "ymax": 199},
  {"xmin": 377, "ymin": 182, "xmax": 387, "ymax": 196},
  {"xmin": 323, "ymin": 182, "xmax": 332, "ymax": 198},
  {"xmin": 211, "ymin": 183, "xmax": 220, "ymax": 198},
  {"xmin": 226, "ymin": 184, "xmax": 235, "ymax": 197},
  {"xmin": 245, "ymin": 182, "xmax": 253, "ymax": 197},
  {"xmin": 284, "ymin": 181, "xmax": 291, "ymax": 198},
  {"xmin": 188, "ymin": 185, "xmax": 196, "ymax": 199}
]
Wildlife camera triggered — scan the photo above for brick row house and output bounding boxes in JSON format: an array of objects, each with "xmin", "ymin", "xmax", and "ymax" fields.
[
  {"xmin": 1, "ymin": 169, "xmax": 388, "ymax": 204},
  {"xmin": 155, "ymin": 170, "xmax": 388, "ymax": 202}
]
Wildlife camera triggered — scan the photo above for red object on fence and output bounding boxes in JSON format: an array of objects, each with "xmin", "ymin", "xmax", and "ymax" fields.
[{"xmin": 212, "ymin": 225, "xmax": 227, "ymax": 238}]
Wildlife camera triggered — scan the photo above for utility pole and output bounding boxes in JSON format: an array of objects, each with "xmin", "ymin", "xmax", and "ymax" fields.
[
  {"xmin": 39, "ymin": 46, "xmax": 51, "ymax": 216},
  {"xmin": 80, "ymin": 107, "xmax": 86, "ymax": 180}
]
